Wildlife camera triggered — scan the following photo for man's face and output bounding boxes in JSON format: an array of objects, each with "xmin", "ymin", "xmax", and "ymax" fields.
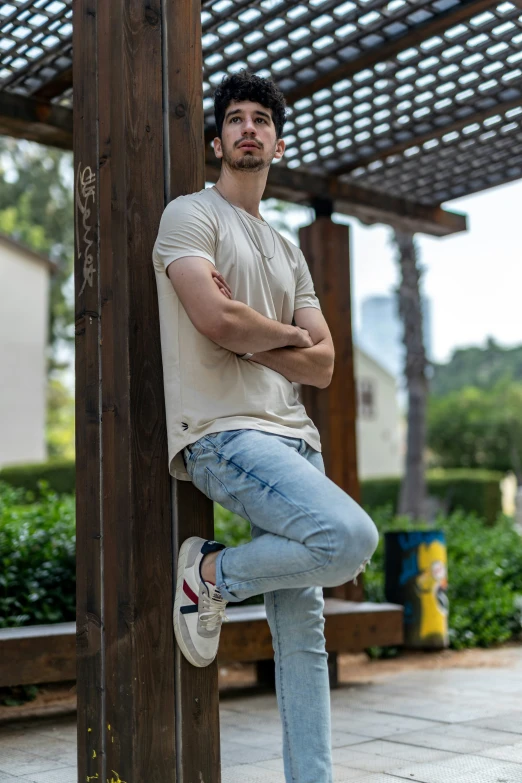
[{"xmin": 214, "ymin": 100, "xmax": 285, "ymax": 172}]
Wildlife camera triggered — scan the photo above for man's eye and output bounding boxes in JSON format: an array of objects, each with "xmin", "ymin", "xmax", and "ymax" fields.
[{"xmin": 256, "ymin": 118, "xmax": 266, "ymax": 123}]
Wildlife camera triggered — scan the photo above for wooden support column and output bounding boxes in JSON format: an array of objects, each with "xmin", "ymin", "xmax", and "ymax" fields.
[
  {"xmin": 74, "ymin": 1, "xmax": 217, "ymax": 782},
  {"xmin": 164, "ymin": 2, "xmax": 221, "ymax": 782},
  {"xmin": 299, "ymin": 202, "xmax": 363, "ymax": 602}
]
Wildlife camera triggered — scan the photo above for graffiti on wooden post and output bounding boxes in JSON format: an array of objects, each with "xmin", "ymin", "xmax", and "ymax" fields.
[{"xmin": 76, "ymin": 162, "xmax": 97, "ymax": 297}]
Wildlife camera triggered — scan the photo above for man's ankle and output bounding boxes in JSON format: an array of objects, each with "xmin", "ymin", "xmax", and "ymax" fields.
[{"xmin": 201, "ymin": 552, "xmax": 218, "ymax": 584}]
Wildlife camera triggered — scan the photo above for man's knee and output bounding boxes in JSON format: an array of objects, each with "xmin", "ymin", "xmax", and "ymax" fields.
[{"xmin": 321, "ymin": 505, "xmax": 379, "ymax": 586}]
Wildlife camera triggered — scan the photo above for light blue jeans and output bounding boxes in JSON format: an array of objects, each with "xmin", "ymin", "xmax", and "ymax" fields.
[{"xmin": 183, "ymin": 428, "xmax": 379, "ymax": 783}]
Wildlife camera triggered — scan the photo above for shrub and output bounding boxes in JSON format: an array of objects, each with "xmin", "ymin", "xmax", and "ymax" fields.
[
  {"xmin": 426, "ymin": 469, "xmax": 504, "ymax": 526},
  {"xmin": 0, "ymin": 481, "xmax": 76, "ymax": 628},
  {"xmin": 1, "ymin": 480, "xmax": 520, "ymax": 652},
  {"xmin": 364, "ymin": 506, "xmax": 522, "ymax": 650},
  {"xmin": 214, "ymin": 505, "xmax": 263, "ymax": 604},
  {"xmin": 361, "ymin": 469, "xmax": 503, "ymax": 524},
  {"xmin": 0, "ymin": 460, "xmax": 75, "ymax": 498},
  {"xmin": 0, "ymin": 482, "xmax": 253, "ymax": 628},
  {"xmin": 214, "ymin": 504, "xmax": 251, "ymax": 548},
  {"xmin": 7, "ymin": 462, "xmax": 502, "ymax": 525}
]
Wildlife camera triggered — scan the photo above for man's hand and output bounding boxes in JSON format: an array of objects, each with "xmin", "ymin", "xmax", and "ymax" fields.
[
  {"xmin": 292, "ymin": 327, "xmax": 314, "ymax": 349},
  {"xmin": 212, "ymin": 270, "xmax": 232, "ymax": 299},
  {"xmin": 208, "ymin": 271, "xmax": 333, "ymax": 386},
  {"xmin": 168, "ymin": 257, "xmax": 298, "ymax": 353},
  {"xmin": 250, "ymin": 308, "xmax": 335, "ymax": 388}
]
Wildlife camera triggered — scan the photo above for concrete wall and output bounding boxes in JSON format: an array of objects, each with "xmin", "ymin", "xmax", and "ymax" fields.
[
  {"xmin": 355, "ymin": 347, "xmax": 403, "ymax": 479},
  {"xmin": 0, "ymin": 241, "xmax": 50, "ymax": 468}
]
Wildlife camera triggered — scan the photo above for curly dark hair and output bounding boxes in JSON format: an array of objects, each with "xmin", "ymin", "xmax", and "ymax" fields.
[{"xmin": 213, "ymin": 71, "xmax": 286, "ymax": 139}]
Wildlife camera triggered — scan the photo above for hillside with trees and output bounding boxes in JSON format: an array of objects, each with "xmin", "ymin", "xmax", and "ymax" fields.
[
  {"xmin": 428, "ymin": 340, "xmax": 522, "ymax": 480},
  {"xmin": 431, "ymin": 338, "xmax": 522, "ymax": 397}
]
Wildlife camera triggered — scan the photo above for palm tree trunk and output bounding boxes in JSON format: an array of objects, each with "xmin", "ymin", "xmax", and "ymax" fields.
[{"xmin": 394, "ymin": 230, "xmax": 428, "ymax": 519}]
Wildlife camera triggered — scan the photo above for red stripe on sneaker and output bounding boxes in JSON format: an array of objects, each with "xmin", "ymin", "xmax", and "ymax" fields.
[{"xmin": 183, "ymin": 580, "xmax": 199, "ymax": 605}]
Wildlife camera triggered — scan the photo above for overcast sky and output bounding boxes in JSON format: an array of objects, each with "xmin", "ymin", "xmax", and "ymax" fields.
[{"xmin": 339, "ymin": 178, "xmax": 522, "ymax": 364}]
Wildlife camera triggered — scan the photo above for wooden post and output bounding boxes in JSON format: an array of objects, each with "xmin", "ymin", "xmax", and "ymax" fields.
[
  {"xmin": 299, "ymin": 203, "xmax": 363, "ymax": 601},
  {"xmin": 165, "ymin": 2, "xmax": 221, "ymax": 781},
  {"xmin": 74, "ymin": 1, "xmax": 218, "ymax": 781}
]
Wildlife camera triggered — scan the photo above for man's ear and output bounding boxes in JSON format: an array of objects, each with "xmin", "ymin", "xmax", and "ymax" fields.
[
  {"xmin": 274, "ymin": 138, "xmax": 286, "ymax": 161},
  {"xmin": 213, "ymin": 136, "xmax": 223, "ymax": 159}
]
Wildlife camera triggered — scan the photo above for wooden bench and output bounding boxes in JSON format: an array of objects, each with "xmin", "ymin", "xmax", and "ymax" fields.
[{"xmin": 0, "ymin": 600, "xmax": 403, "ymax": 690}]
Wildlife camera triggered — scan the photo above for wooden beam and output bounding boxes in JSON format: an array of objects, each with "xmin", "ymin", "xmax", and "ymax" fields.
[
  {"xmin": 220, "ymin": 601, "xmax": 404, "ymax": 661},
  {"xmin": 329, "ymin": 180, "xmax": 468, "ymax": 236},
  {"xmin": 0, "ymin": 90, "xmax": 72, "ymax": 150},
  {"xmin": 205, "ymin": 157, "xmax": 467, "ymax": 236},
  {"xmin": 284, "ymin": 0, "xmax": 497, "ymax": 105},
  {"xmin": 0, "ymin": 89, "xmax": 465, "ymax": 236},
  {"xmin": 0, "ymin": 623, "xmax": 76, "ymax": 687},
  {"xmin": 74, "ymin": 2, "xmax": 176, "ymax": 782},
  {"xmin": 333, "ymin": 95, "xmax": 522, "ymax": 176},
  {"xmin": 0, "ymin": 601, "xmax": 404, "ymax": 687},
  {"xmin": 33, "ymin": 67, "xmax": 73, "ymax": 101}
]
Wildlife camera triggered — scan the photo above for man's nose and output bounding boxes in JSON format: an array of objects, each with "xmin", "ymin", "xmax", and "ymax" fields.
[{"xmin": 242, "ymin": 117, "xmax": 256, "ymax": 134}]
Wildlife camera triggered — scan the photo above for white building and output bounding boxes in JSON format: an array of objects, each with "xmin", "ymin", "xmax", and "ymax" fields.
[
  {"xmin": 0, "ymin": 234, "xmax": 56, "ymax": 469},
  {"xmin": 354, "ymin": 345, "xmax": 403, "ymax": 479}
]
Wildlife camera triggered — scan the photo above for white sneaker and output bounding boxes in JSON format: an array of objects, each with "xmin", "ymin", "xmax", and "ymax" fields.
[{"xmin": 173, "ymin": 536, "xmax": 229, "ymax": 667}]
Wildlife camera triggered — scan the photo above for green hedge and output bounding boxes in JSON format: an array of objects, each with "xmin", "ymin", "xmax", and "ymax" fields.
[
  {"xmin": 3, "ymin": 461, "xmax": 502, "ymax": 524},
  {"xmin": 0, "ymin": 460, "xmax": 75, "ymax": 498},
  {"xmin": 361, "ymin": 469, "xmax": 503, "ymax": 524},
  {"xmin": 1, "ymin": 479, "xmax": 520, "ymax": 652},
  {"xmin": 0, "ymin": 482, "xmax": 76, "ymax": 628}
]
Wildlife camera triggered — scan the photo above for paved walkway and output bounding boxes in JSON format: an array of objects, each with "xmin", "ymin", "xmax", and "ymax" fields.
[{"xmin": 0, "ymin": 647, "xmax": 521, "ymax": 782}]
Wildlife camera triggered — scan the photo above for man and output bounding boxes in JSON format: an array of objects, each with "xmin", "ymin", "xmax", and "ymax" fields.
[{"xmin": 152, "ymin": 71, "xmax": 378, "ymax": 783}]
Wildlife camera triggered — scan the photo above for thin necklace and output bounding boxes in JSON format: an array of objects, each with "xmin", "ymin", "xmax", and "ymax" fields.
[{"xmin": 213, "ymin": 185, "xmax": 276, "ymax": 260}]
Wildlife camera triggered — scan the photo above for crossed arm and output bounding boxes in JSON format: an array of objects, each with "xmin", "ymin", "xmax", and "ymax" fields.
[
  {"xmin": 166, "ymin": 257, "xmax": 335, "ymax": 389},
  {"xmin": 247, "ymin": 309, "xmax": 334, "ymax": 388}
]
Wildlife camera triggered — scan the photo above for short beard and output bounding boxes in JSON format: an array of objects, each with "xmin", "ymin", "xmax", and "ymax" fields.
[{"xmin": 222, "ymin": 144, "xmax": 274, "ymax": 173}]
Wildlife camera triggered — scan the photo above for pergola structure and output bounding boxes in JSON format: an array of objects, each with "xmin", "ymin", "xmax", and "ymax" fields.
[{"xmin": 1, "ymin": 0, "xmax": 521, "ymax": 781}]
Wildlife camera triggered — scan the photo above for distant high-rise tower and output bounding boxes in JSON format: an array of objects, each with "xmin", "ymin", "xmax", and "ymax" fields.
[{"xmin": 357, "ymin": 295, "xmax": 433, "ymax": 380}]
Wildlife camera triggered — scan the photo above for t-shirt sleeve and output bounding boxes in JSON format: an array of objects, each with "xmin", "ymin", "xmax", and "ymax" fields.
[
  {"xmin": 153, "ymin": 195, "xmax": 217, "ymax": 275},
  {"xmin": 294, "ymin": 250, "xmax": 321, "ymax": 311}
]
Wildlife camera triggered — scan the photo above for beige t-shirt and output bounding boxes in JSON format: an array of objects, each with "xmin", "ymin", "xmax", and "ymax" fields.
[{"xmin": 152, "ymin": 186, "xmax": 322, "ymax": 481}]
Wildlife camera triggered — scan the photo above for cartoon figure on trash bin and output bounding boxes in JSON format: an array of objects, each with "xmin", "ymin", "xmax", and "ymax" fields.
[{"xmin": 415, "ymin": 540, "xmax": 449, "ymax": 648}]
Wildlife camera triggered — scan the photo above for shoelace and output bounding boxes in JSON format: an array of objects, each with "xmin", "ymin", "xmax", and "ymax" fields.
[{"xmin": 199, "ymin": 588, "xmax": 230, "ymax": 632}]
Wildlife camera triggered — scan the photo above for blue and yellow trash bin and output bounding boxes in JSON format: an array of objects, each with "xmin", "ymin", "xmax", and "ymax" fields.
[{"xmin": 385, "ymin": 530, "xmax": 449, "ymax": 649}]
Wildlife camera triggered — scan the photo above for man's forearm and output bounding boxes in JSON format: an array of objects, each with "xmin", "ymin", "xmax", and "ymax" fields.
[
  {"xmin": 250, "ymin": 341, "xmax": 334, "ymax": 388},
  {"xmin": 212, "ymin": 300, "xmax": 298, "ymax": 354}
]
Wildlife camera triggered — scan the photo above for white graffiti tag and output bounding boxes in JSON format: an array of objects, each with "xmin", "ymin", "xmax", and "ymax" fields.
[{"xmin": 76, "ymin": 163, "xmax": 96, "ymax": 297}]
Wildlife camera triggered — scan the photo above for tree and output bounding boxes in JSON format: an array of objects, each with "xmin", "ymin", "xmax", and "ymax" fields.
[
  {"xmin": 393, "ymin": 230, "xmax": 428, "ymax": 519},
  {"xmin": 431, "ymin": 338, "xmax": 522, "ymax": 397},
  {"xmin": 46, "ymin": 377, "xmax": 76, "ymax": 459},
  {"xmin": 428, "ymin": 382, "xmax": 522, "ymax": 482},
  {"xmin": 0, "ymin": 137, "xmax": 74, "ymax": 375}
]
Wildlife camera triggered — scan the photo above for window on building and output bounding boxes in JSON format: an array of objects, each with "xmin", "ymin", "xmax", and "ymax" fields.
[{"xmin": 357, "ymin": 378, "xmax": 376, "ymax": 419}]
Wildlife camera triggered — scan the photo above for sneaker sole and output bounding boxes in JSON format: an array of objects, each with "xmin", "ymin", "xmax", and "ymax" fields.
[{"xmin": 173, "ymin": 536, "xmax": 211, "ymax": 668}]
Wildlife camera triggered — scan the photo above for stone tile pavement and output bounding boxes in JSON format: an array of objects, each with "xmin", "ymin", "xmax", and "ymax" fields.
[{"xmin": 0, "ymin": 646, "xmax": 521, "ymax": 782}]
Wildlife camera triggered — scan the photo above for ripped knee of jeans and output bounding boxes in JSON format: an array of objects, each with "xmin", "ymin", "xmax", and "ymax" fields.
[{"xmin": 353, "ymin": 557, "xmax": 371, "ymax": 586}]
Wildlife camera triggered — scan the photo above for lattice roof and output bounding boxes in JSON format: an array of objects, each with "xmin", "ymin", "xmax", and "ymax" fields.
[
  {"xmin": 0, "ymin": 1, "xmax": 72, "ymax": 96},
  {"xmin": 1, "ymin": 0, "xmax": 521, "ymax": 219}
]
